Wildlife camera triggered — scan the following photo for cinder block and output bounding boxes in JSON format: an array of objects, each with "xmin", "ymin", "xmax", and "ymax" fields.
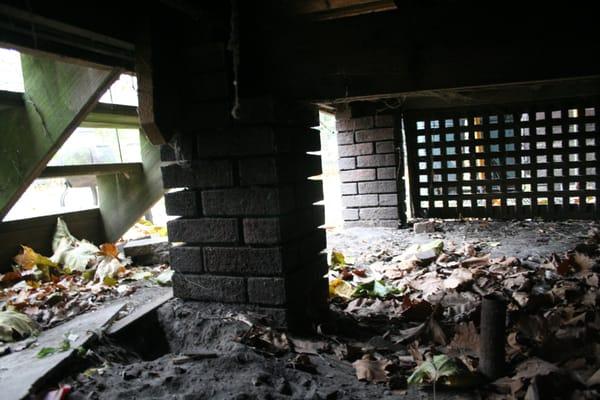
[
  {"xmin": 342, "ymin": 194, "xmax": 379, "ymax": 207},
  {"xmin": 187, "ymin": 71, "xmax": 229, "ymax": 101},
  {"xmin": 356, "ymin": 154, "xmax": 396, "ymax": 168},
  {"xmin": 377, "ymin": 167, "xmax": 397, "ymax": 180},
  {"xmin": 161, "ymin": 161, "xmax": 233, "ymax": 189},
  {"xmin": 184, "ymin": 42, "xmax": 227, "ymax": 72},
  {"xmin": 295, "ymin": 180, "xmax": 323, "ymax": 206},
  {"xmin": 197, "ymin": 126, "xmax": 290, "ymax": 158},
  {"xmin": 343, "ymin": 208, "xmax": 359, "ymax": 221},
  {"xmin": 337, "ymin": 131, "xmax": 354, "ymax": 145},
  {"xmin": 341, "ymin": 183, "xmax": 358, "ymax": 195},
  {"xmin": 203, "ymin": 246, "xmax": 292, "ymax": 275},
  {"xmin": 379, "ymin": 194, "xmax": 399, "ymax": 206},
  {"xmin": 236, "ymin": 97, "xmax": 319, "ymax": 127},
  {"xmin": 358, "ymin": 180, "xmax": 397, "ymax": 194},
  {"xmin": 173, "ymin": 273, "xmax": 246, "ymax": 303},
  {"xmin": 338, "ymin": 157, "xmax": 356, "ymax": 170},
  {"xmin": 297, "ymin": 229, "xmax": 327, "ymax": 263},
  {"xmin": 167, "ymin": 218, "xmax": 239, "ymax": 243},
  {"xmin": 414, "ymin": 221, "xmax": 436, "ymax": 234},
  {"xmin": 238, "ymin": 155, "xmax": 321, "ymax": 185},
  {"xmin": 335, "ymin": 116, "xmax": 373, "ymax": 132},
  {"xmin": 359, "ymin": 207, "xmax": 399, "ymax": 220},
  {"xmin": 164, "ymin": 190, "xmax": 200, "ymax": 217},
  {"xmin": 243, "ymin": 217, "xmax": 289, "ymax": 244},
  {"xmin": 355, "ymin": 128, "xmax": 394, "ymax": 143},
  {"xmin": 202, "ymin": 187, "xmax": 295, "ymax": 216},
  {"xmin": 338, "ymin": 143, "xmax": 373, "ymax": 157},
  {"xmin": 183, "ymin": 101, "xmax": 231, "ymax": 130},
  {"xmin": 375, "ymin": 114, "xmax": 395, "ymax": 128},
  {"xmin": 170, "ymin": 246, "xmax": 203, "ymax": 273},
  {"xmin": 248, "ymin": 277, "xmax": 286, "ymax": 305},
  {"xmin": 375, "ymin": 141, "xmax": 395, "ymax": 154},
  {"xmin": 340, "ymin": 169, "xmax": 376, "ymax": 182}
]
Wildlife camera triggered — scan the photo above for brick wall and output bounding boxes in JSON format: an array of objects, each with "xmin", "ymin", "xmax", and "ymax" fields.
[
  {"xmin": 158, "ymin": 40, "xmax": 328, "ymax": 328},
  {"xmin": 336, "ymin": 113, "xmax": 401, "ymax": 227}
]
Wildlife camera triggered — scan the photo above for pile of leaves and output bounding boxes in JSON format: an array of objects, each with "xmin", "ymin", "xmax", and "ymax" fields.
[
  {"xmin": 324, "ymin": 224, "xmax": 600, "ymax": 398},
  {"xmin": 0, "ymin": 218, "xmax": 173, "ymax": 340}
]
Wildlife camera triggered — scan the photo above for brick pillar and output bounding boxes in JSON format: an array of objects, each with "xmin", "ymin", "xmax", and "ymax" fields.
[
  {"xmin": 336, "ymin": 112, "xmax": 403, "ymax": 227},
  {"xmin": 161, "ymin": 94, "xmax": 327, "ymax": 328}
]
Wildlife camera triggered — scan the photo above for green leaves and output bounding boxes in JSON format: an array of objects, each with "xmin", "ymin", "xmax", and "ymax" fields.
[
  {"xmin": 331, "ymin": 250, "xmax": 346, "ymax": 267},
  {"xmin": 0, "ymin": 311, "xmax": 39, "ymax": 342},
  {"xmin": 406, "ymin": 354, "xmax": 479, "ymax": 389},
  {"xmin": 353, "ymin": 280, "xmax": 403, "ymax": 299}
]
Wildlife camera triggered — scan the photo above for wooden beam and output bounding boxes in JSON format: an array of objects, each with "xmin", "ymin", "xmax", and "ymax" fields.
[
  {"xmin": 0, "ymin": 90, "xmax": 139, "ymax": 129},
  {"xmin": 0, "ymin": 53, "xmax": 119, "ymax": 220},
  {"xmin": 288, "ymin": 0, "xmax": 397, "ymax": 20},
  {"xmin": 40, "ymin": 163, "xmax": 143, "ymax": 179},
  {"xmin": 97, "ymin": 132, "xmax": 164, "ymax": 242}
]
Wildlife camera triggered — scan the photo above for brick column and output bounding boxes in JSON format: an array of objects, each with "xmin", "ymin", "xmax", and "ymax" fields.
[
  {"xmin": 161, "ymin": 95, "xmax": 327, "ymax": 328},
  {"xmin": 336, "ymin": 113, "xmax": 402, "ymax": 227}
]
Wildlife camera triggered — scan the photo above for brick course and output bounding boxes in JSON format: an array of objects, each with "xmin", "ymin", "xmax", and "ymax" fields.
[{"xmin": 336, "ymin": 112, "xmax": 401, "ymax": 227}]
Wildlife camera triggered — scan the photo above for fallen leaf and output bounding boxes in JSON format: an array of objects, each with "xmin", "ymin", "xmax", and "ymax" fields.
[
  {"xmin": 449, "ymin": 322, "xmax": 480, "ymax": 354},
  {"xmin": 99, "ymin": 243, "xmax": 119, "ymax": 258},
  {"xmin": 329, "ymin": 277, "xmax": 354, "ymax": 299},
  {"xmin": 0, "ymin": 310, "xmax": 39, "ymax": 342},
  {"xmin": 14, "ymin": 246, "xmax": 57, "ymax": 270},
  {"xmin": 331, "ymin": 250, "xmax": 346, "ymax": 267},
  {"xmin": 443, "ymin": 268, "xmax": 473, "ymax": 290},
  {"xmin": 407, "ymin": 354, "xmax": 460, "ymax": 386},
  {"xmin": 353, "ymin": 354, "xmax": 391, "ymax": 383}
]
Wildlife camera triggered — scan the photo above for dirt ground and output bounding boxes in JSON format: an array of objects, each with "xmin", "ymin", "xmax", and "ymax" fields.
[{"xmin": 60, "ymin": 220, "xmax": 600, "ymax": 399}]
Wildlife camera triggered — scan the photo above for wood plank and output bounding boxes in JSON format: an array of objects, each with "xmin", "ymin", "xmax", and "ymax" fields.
[
  {"xmin": 40, "ymin": 163, "xmax": 143, "ymax": 178},
  {"xmin": 0, "ymin": 53, "xmax": 119, "ymax": 220},
  {"xmin": 97, "ymin": 132, "xmax": 164, "ymax": 241},
  {"xmin": 0, "ymin": 209, "xmax": 105, "ymax": 272},
  {"xmin": 287, "ymin": 0, "xmax": 396, "ymax": 20}
]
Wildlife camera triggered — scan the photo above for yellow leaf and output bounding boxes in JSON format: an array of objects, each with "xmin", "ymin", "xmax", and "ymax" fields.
[
  {"xmin": 331, "ymin": 250, "xmax": 346, "ymax": 267},
  {"xmin": 329, "ymin": 277, "xmax": 354, "ymax": 299},
  {"xmin": 14, "ymin": 246, "xmax": 57, "ymax": 270},
  {"xmin": 103, "ymin": 276, "xmax": 118, "ymax": 286}
]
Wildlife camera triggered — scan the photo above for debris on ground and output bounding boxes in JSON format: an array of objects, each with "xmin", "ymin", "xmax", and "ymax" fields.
[
  {"xmin": 10, "ymin": 220, "xmax": 600, "ymax": 399},
  {"xmin": 0, "ymin": 218, "xmax": 172, "ymax": 337}
]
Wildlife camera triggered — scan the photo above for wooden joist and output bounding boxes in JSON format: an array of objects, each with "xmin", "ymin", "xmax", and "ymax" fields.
[
  {"xmin": 287, "ymin": 0, "xmax": 397, "ymax": 20},
  {"xmin": 40, "ymin": 163, "xmax": 143, "ymax": 179}
]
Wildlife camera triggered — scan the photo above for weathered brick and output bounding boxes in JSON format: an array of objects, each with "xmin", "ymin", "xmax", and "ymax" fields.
[
  {"xmin": 160, "ymin": 134, "xmax": 195, "ymax": 162},
  {"xmin": 358, "ymin": 180, "xmax": 397, "ymax": 194},
  {"xmin": 297, "ymin": 229, "xmax": 327, "ymax": 263},
  {"xmin": 341, "ymin": 183, "xmax": 358, "ymax": 195},
  {"xmin": 161, "ymin": 161, "xmax": 233, "ymax": 189},
  {"xmin": 243, "ymin": 217, "xmax": 290, "ymax": 244},
  {"xmin": 337, "ymin": 131, "xmax": 354, "ymax": 145},
  {"xmin": 167, "ymin": 218, "xmax": 238, "ymax": 243},
  {"xmin": 359, "ymin": 207, "xmax": 399, "ymax": 220},
  {"xmin": 184, "ymin": 101, "xmax": 231, "ymax": 130},
  {"xmin": 204, "ymin": 246, "xmax": 293, "ymax": 275},
  {"xmin": 335, "ymin": 116, "xmax": 373, "ymax": 132},
  {"xmin": 377, "ymin": 167, "xmax": 397, "ymax": 180},
  {"xmin": 238, "ymin": 155, "xmax": 321, "ymax": 186},
  {"xmin": 202, "ymin": 187, "xmax": 295, "ymax": 216},
  {"xmin": 295, "ymin": 180, "xmax": 323, "ymax": 206},
  {"xmin": 355, "ymin": 128, "xmax": 394, "ymax": 143},
  {"xmin": 338, "ymin": 157, "xmax": 356, "ymax": 171},
  {"xmin": 170, "ymin": 246, "xmax": 203, "ymax": 273},
  {"xmin": 197, "ymin": 126, "xmax": 290, "ymax": 158},
  {"xmin": 340, "ymin": 169, "xmax": 375, "ymax": 182},
  {"xmin": 338, "ymin": 143, "xmax": 373, "ymax": 157},
  {"xmin": 184, "ymin": 42, "xmax": 227, "ymax": 72},
  {"xmin": 342, "ymin": 208, "xmax": 359, "ymax": 221},
  {"xmin": 356, "ymin": 154, "xmax": 396, "ymax": 168},
  {"xmin": 375, "ymin": 114, "xmax": 395, "ymax": 128},
  {"xmin": 164, "ymin": 190, "xmax": 200, "ymax": 217},
  {"xmin": 236, "ymin": 97, "xmax": 319, "ymax": 127},
  {"xmin": 379, "ymin": 194, "xmax": 398, "ymax": 206},
  {"xmin": 342, "ymin": 194, "xmax": 379, "ymax": 207},
  {"xmin": 173, "ymin": 273, "xmax": 246, "ymax": 303},
  {"xmin": 375, "ymin": 141, "xmax": 395, "ymax": 154},
  {"xmin": 188, "ymin": 71, "xmax": 229, "ymax": 101},
  {"xmin": 294, "ymin": 128, "xmax": 321, "ymax": 153},
  {"xmin": 248, "ymin": 277, "xmax": 286, "ymax": 305}
]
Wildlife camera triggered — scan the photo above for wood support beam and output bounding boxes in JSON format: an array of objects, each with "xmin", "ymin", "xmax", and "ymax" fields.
[
  {"xmin": 97, "ymin": 132, "xmax": 164, "ymax": 242},
  {"xmin": 0, "ymin": 53, "xmax": 119, "ymax": 220},
  {"xmin": 40, "ymin": 163, "xmax": 143, "ymax": 179},
  {"xmin": 286, "ymin": 0, "xmax": 397, "ymax": 20}
]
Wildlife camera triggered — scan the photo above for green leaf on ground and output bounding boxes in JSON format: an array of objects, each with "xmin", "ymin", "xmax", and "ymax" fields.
[
  {"xmin": 407, "ymin": 354, "xmax": 460, "ymax": 386},
  {"xmin": 0, "ymin": 310, "xmax": 39, "ymax": 342}
]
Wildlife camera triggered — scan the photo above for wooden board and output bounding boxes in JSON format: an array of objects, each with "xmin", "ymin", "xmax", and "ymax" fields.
[
  {"xmin": 0, "ymin": 209, "xmax": 106, "ymax": 272},
  {"xmin": 0, "ymin": 53, "xmax": 119, "ymax": 220}
]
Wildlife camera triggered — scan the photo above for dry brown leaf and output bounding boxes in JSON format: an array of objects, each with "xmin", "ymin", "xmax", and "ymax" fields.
[
  {"xmin": 443, "ymin": 268, "xmax": 473, "ymax": 290},
  {"xmin": 428, "ymin": 318, "xmax": 448, "ymax": 346},
  {"xmin": 574, "ymin": 252, "xmax": 595, "ymax": 271},
  {"xmin": 99, "ymin": 243, "xmax": 119, "ymax": 258},
  {"xmin": 461, "ymin": 255, "xmax": 490, "ymax": 268},
  {"xmin": 449, "ymin": 322, "xmax": 480, "ymax": 354},
  {"xmin": 352, "ymin": 354, "xmax": 391, "ymax": 383}
]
